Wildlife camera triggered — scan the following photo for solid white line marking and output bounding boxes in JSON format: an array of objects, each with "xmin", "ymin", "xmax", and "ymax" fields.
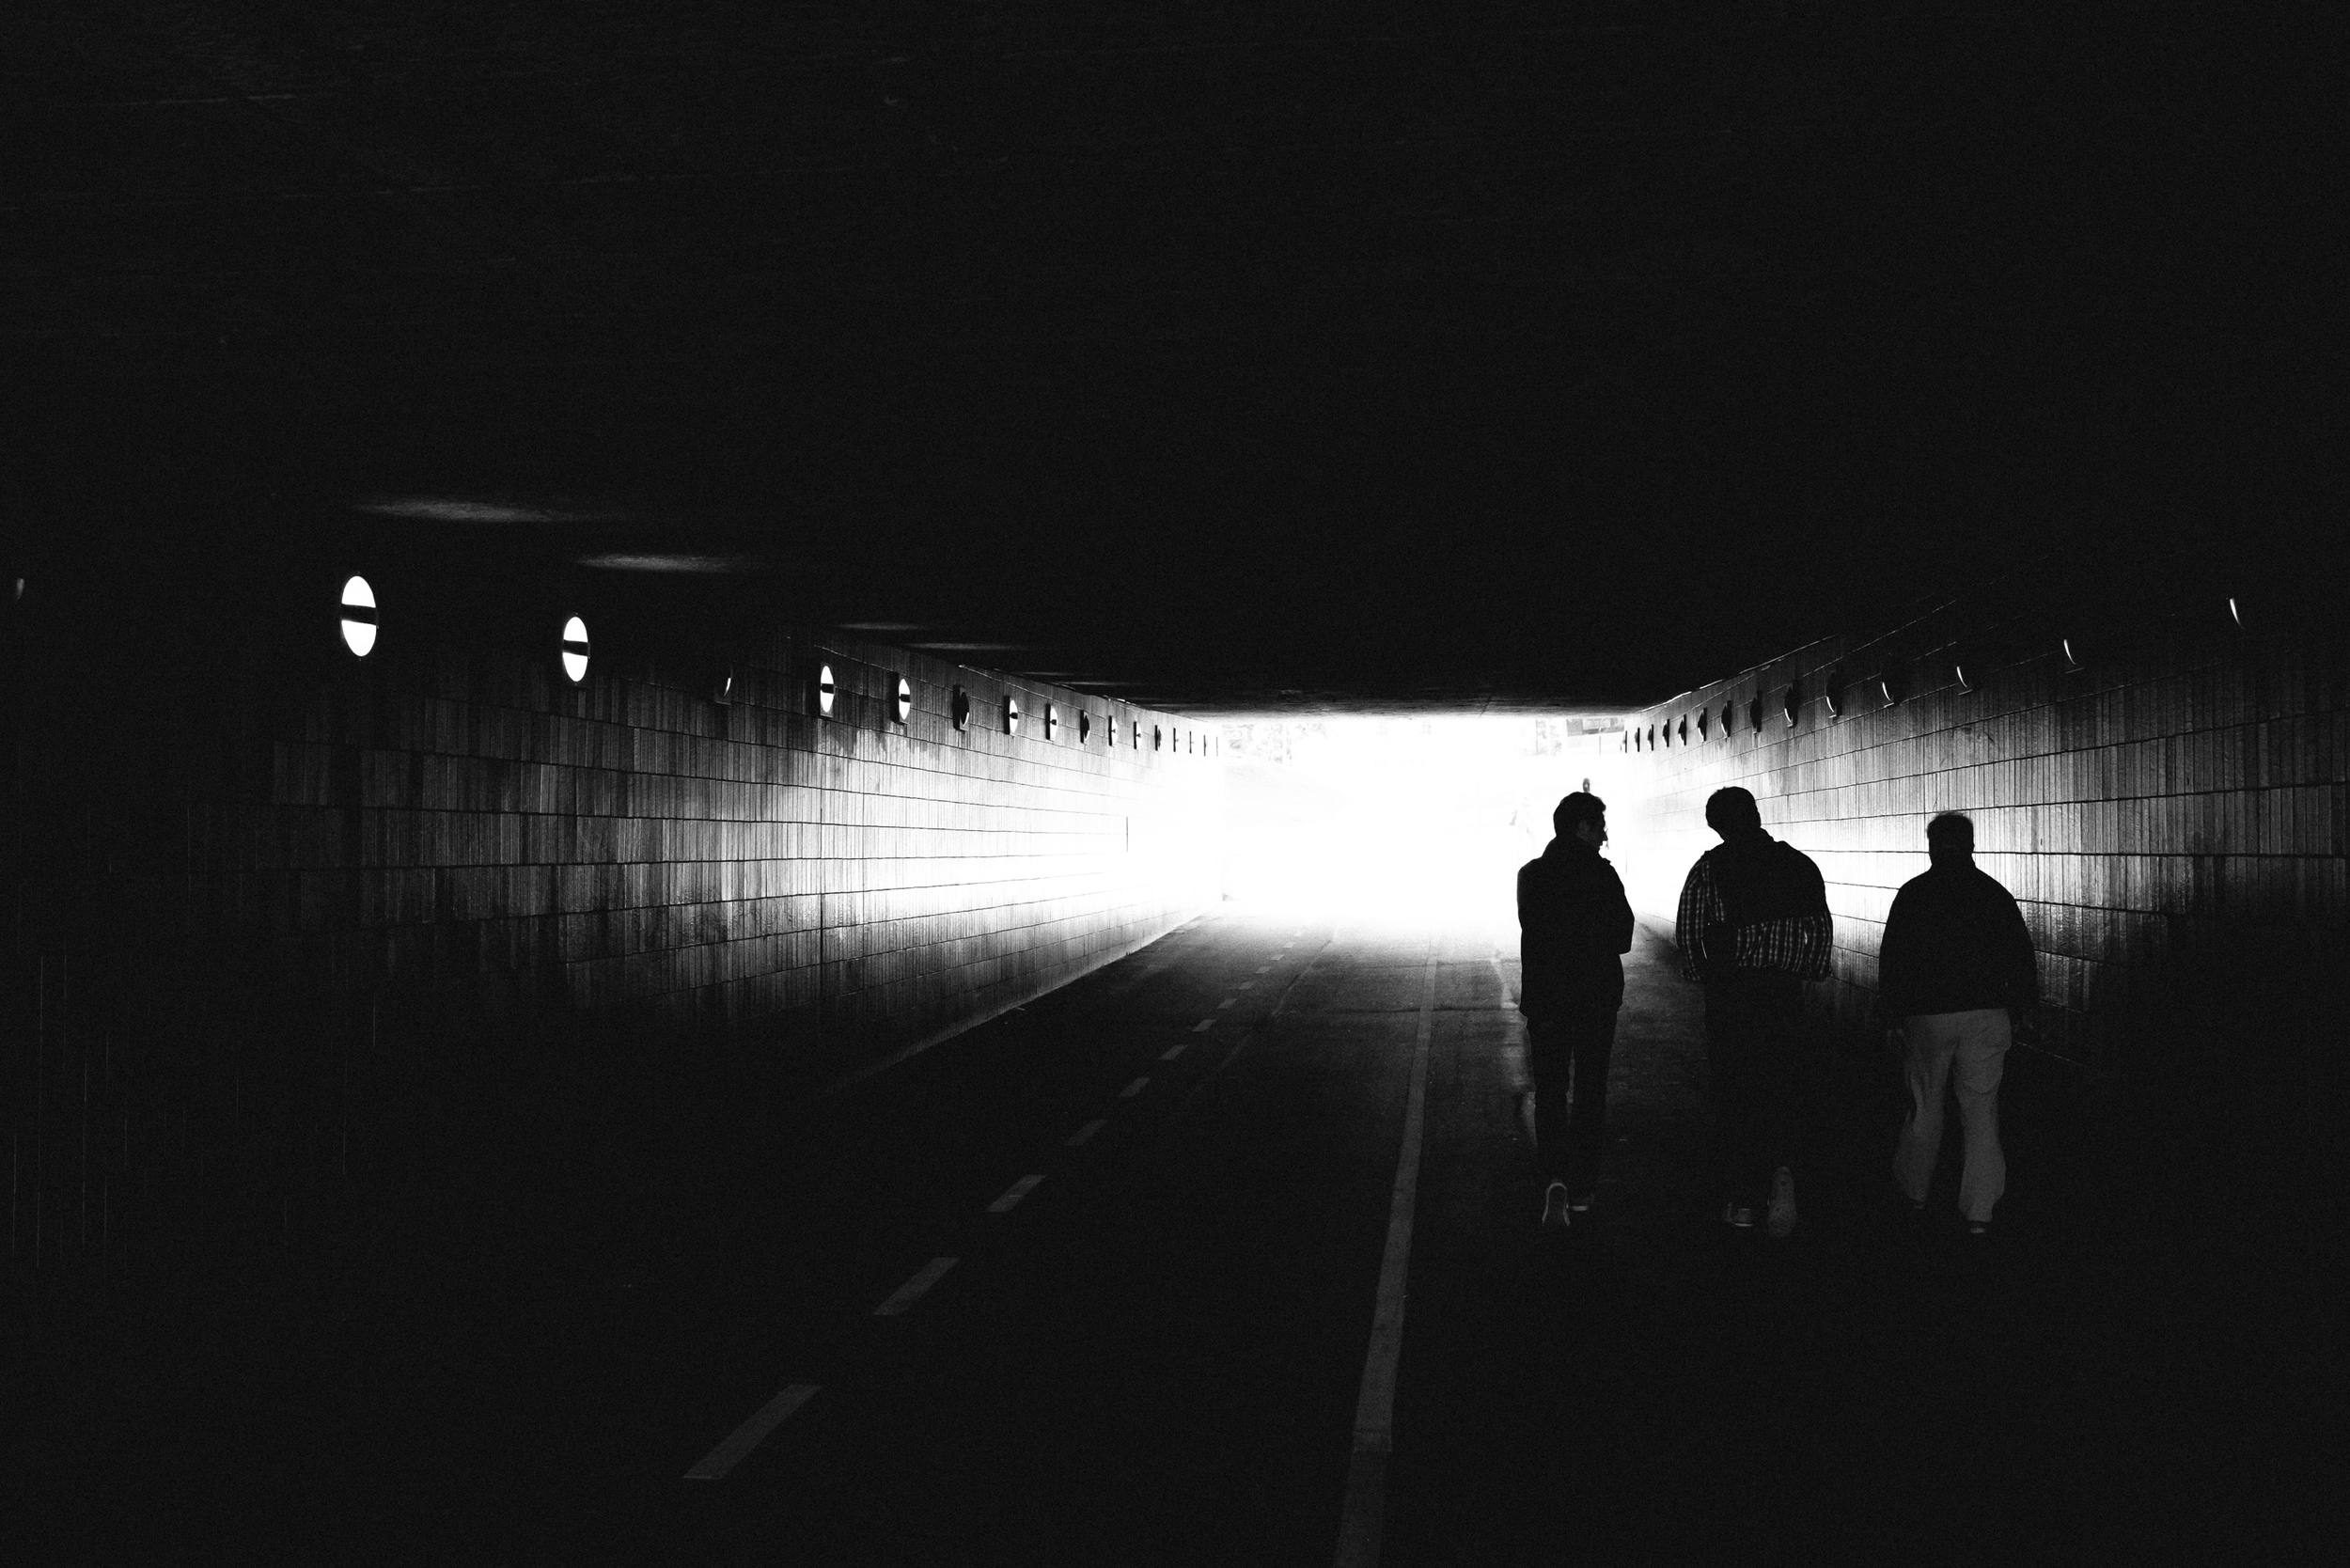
[
  {"xmin": 1192, "ymin": 1018, "xmax": 1214, "ymax": 1032},
  {"xmin": 1120, "ymin": 1076, "xmax": 1149, "ymax": 1098},
  {"xmin": 874, "ymin": 1257, "xmax": 958, "ymax": 1316},
  {"xmin": 987, "ymin": 1175, "xmax": 1045, "ymax": 1215},
  {"xmin": 683, "ymin": 1385, "xmax": 820, "ymax": 1481},
  {"xmin": 1067, "ymin": 1119, "xmax": 1107, "ymax": 1146},
  {"xmin": 1217, "ymin": 997, "xmax": 1237, "ymax": 1010},
  {"xmin": 1160, "ymin": 1041, "xmax": 1189, "ymax": 1061},
  {"xmin": 1331, "ymin": 943, "xmax": 1441, "ymax": 1568}
]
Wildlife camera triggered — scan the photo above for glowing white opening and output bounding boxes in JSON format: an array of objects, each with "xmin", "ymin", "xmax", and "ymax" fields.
[
  {"xmin": 561, "ymin": 615, "xmax": 589, "ymax": 682},
  {"xmin": 818, "ymin": 664, "xmax": 837, "ymax": 716},
  {"xmin": 338, "ymin": 574, "xmax": 377, "ymax": 658},
  {"xmin": 1220, "ymin": 716, "xmax": 1632, "ymax": 938},
  {"xmin": 1007, "ymin": 697, "xmax": 1023, "ymax": 733}
]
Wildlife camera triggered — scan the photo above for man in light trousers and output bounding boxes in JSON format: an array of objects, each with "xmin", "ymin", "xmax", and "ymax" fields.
[{"xmin": 1876, "ymin": 812, "xmax": 2039, "ymax": 1236}]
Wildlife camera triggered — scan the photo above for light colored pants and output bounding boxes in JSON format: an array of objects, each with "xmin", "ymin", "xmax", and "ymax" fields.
[{"xmin": 1892, "ymin": 1008, "xmax": 2011, "ymax": 1224}]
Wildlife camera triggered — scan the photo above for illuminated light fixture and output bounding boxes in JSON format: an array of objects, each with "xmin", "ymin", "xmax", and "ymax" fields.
[
  {"xmin": 1782, "ymin": 688, "xmax": 1800, "ymax": 729},
  {"xmin": 338, "ymin": 575, "xmax": 378, "ymax": 657},
  {"xmin": 817, "ymin": 664, "xmax": 838, "ymax": 716},
  {"xmin": 15, "ymin": 576, "xmax": 28, "ymax": 602},
  {"xmin": 1823, "ymin": 684, "xmax": 1841, "ymax": 721},
  {"xmin": 1696, "ymin": 709, "xmax": 1710, "ymax": 741},
  {"xmin": 1078, "ymin": 711, "xmax": 1092, "ymax": 744},
  {"xmin": 560, "ymin": 616, "xmax": 590, "ymax": 683},
  {"xmin": 1152, "ymin": 725, "xmax": 1164, "ymax": 751},
  {"xmin": 1006, "ymin": 697, "xmax": 1023, "ymax": 734},
  {"xmin": 890, "ymin": 675, "xmax": 912, "ymax": 724},
  {"xmin": 1106, "ymin": 713, "xmax": 1118, "ymax": 746},
  {"xmin": 1721, "ymin": 701, "xmax": 1735, "ymax": 736},
  {"xmin": 1879, "ymin": 674, "xmax": 1900, "ymax": 707},
  {"xmin": 951, "ymin": 686, "xmax": 971, "ymax": 731},
  {"xmin": 1952, "ymin": 656, "xmax": 1973, "ymax": 694},
  {"xmin": 2060, "ymin": 638, "xmax": 2083, "ymax": 672},
  {"xmin": 1045, "ymin": 702, "xmax": 1059, "ymax": 740},
  {"xmin": 2227, "ymin": 597, "xmax": 2243, "ymax": 629},
  {"xmin": 713, "ymin": 666, "xmax": 734, "ymax": 705}
]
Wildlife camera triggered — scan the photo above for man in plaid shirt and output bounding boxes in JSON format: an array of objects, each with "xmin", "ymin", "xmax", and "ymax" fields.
[{"xmin": 1675, "ymin": 787, "xmax": 1832, "ymax": 1237}]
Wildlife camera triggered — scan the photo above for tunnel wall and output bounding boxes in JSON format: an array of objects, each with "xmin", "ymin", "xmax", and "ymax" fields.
[
  {"xmin": 1596, "ymin": 574, "xmax": 2346, "ymax": 1206},
  {"xmin": 2, "ymin": 553, "xmax": 1223, "ymax": 1272}
]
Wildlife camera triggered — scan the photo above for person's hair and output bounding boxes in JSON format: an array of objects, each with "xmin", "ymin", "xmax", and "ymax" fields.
[
  {"xmin": 1704, "ymin": 786, "xmax": 1762, "ymax": 834},
  {"xmin": 1554, "ymin": 792, "xmax": 1606, "ymax": 837},
  {"xmin": 1926, "ymin": 812, "xmax": 1975, "ymax": 854}
]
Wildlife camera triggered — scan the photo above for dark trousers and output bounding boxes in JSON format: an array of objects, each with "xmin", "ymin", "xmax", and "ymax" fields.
[
  {"xmin": 1702, "ymin": 970, "xmax": 1810, "ymax": 1206},
  {"xmin": 1526, "ymin": 1008, "xmax": 1619, "ymax": 1198}
]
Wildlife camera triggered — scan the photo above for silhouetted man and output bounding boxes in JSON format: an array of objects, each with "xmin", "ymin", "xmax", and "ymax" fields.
[
  {"xmin": 1675, "ymin": 787, "xmax": 1832, "ymax": 1238},
  {"xmin": 1877, "ymin": 812, "xmax": 2038, "ymax": 1236},
  {"xmin": 1516, "ymin": 792, "xmax": 1635, "ymax": 1227}
]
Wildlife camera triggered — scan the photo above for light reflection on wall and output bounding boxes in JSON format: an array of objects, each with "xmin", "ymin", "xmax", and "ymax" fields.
[{"xmin": 1219, "ymin": 715, "xmax": 1628, "ymax": 934}]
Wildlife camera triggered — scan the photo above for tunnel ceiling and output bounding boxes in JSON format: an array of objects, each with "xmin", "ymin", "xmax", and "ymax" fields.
[{"xmin": 5, "ymin": 3, "xmax": 2332, "ymax": 716}]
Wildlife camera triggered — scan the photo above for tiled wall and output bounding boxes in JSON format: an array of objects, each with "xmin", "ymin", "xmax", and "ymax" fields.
[
  {"xmin": 1591, "ymin": 575, "xmax": 2345, "ymax": 1190},
  {"xmin": 2, "ymin": 555, "xmax": 1223, "ymax": 1268}
]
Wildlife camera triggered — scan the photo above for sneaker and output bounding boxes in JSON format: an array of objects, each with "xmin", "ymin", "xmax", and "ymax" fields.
[
  {"xmin": 1541, "ymin": 1182, "xmax": 1572, "ymax": 1227},
  {"xmin": 1722, "ymin": 1202, "xmax": 1755, "ymax": 1229},
  {"xmin": 1766, "ymin": 1167, "xmax": 1797, "ymax": 1239}
]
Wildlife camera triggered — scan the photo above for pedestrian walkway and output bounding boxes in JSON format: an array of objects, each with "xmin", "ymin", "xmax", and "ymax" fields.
[{"xmin": 1384, "ymin": 924, "xmax": 2343, "ymax": 1565}]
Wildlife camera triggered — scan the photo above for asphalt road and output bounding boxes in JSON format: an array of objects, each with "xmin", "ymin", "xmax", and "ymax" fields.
[{"xmin": 13, "ymin": 910, "xmax": 2344, "ymax": 1565}]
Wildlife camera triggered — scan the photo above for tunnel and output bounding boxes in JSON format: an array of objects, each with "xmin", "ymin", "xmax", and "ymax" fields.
[{"xmin": 6, "ymin": 6, "xmax": 2344, "ymax": 1566}]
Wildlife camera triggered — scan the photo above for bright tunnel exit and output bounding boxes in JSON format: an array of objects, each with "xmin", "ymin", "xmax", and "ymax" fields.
[{"xmin": 1217, "ymin": 714, "xmax": 1629, "ymax": 936}]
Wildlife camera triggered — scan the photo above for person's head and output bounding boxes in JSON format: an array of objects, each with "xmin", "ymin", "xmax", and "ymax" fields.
[
  {"xmin": 1554, "ymin": 792, "xmax": 1607, "ymax": 848},
  {"xmin": 1703, "ymin": 787, "xmax": 1762, "ymax": 839},
  {"xmin": 1926, "ymin": 811, "xmax": 1975, "ymax": 865}
]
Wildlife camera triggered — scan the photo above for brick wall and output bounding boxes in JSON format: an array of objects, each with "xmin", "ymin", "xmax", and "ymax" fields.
[
  {"xmin": 1589, "ymin": 571, "xmax": 2347, "ymax": 1202},
  {"xmin": 2, "ymin": 541, "xmax": 1223, "ymax": 1269}
]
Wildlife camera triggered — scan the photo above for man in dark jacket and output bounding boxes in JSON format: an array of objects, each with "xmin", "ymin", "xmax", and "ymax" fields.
[
  {"xmin": 1877, "ymin": 812, "xmax": 2038, "ymax": 1235},
  {"xmin": 1674, "ymin": 787, "xmax": 1833, "ymax": 1238},
  {"xmin": 1516, "ymin": 792, "xmax": 1635, "ymax": 1227}
]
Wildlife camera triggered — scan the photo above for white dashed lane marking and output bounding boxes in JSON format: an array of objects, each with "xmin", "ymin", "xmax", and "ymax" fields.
[
  {"xmin": 1192, "ymin": 1018, "xmax": 1214, "ymax": 1032},
  {"xmin": 1238, "ymin": 980, "xmax": 1255, "ymax": 990},
  {"xmin": 1066, "ymin": 1119, "xmax": 1107, "ymax": 1146},
  {"xmin": 873, "ymin": 1257, "xmax": 959, "ymax": 1317},
  {"xmin": 987, "ymin": 1175, "xmax": 1045, "ymax": 1215},
  {"xmin": 1160, "ymin": 1042, "xmax": 1189, "ymax": 1061},
  {"xmin": 1256, "ymin": 964, "xmax": 1274, "ymax": 974},
  {"xmin": 1217, "ymin": 997, "xmax": 1237, "ymax": 1010},
  {"xmin": 1120, "ymin": 1076, "xmax": 1150, "ymax": 1098},
  {"xmin": 683, "ymin": 1385, "xmax": 822, "ymax": 1481}
]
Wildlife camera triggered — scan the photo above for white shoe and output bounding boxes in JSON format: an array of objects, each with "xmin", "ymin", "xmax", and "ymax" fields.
[
  {"xmin": 1541, "ymin": 1181, "xmax": 1571, "ymax": 1227},
  {"xmin": 1766, "ymin": 1167, "xmax": 1797, "ymax": 1239}
]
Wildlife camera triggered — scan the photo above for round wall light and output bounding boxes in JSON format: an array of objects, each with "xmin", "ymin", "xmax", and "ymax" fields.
[
  {"xmin": 1078, "ymin": 711, "xmax": 1092, "ymax": 744},
  {"xmin": 891, "ymin": 675, "xmax": 912, "ymax": 723},
  {"xmin": 816, "ymin": 664, "xmax": 838, "ymax": 716},
  {"xmin": 1006, "ymin": 696, "xmax": 1023, "ymax": 734},
  {"xmin": 1879, "ymin": 675, "xmax": 1900, "ymax": 708},
  {"xmin": 2060, "ymin": 637, "xmax": 2083, "ymax": 672},
  {"xmin": 560, "ymin": 616, "xmax": 590, "ymax": 683},
  {"xmin": 951, "ymin": 686, "xmax": 971, "ymax": 731},
  {"xmin": 1045, "ymin": 702, "xmax": 1059, "ymax": 740},
  {"xmin": 339, "ymin": 575, "xmax": 378, "ymax": 658},
  {"xmin": 1106, "ymin": 713, "xmax": 1118, "ymax": 746},
  {"xmin": 1782, "ymin": 688, "xmax": 1799, "ymax": 729},
  {"xmin": 2227, "ymin": 596, "xmax": 2243, "ymax": 629}
]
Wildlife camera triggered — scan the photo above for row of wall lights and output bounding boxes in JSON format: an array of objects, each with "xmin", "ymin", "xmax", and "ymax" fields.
[
  {"xmin": 1621, "ymin": 600, "xmax": 2249, "ymax": 753},
  {"xmin": 338, "ymin": 577, "xmax": 1213, "ymax": 755}
]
